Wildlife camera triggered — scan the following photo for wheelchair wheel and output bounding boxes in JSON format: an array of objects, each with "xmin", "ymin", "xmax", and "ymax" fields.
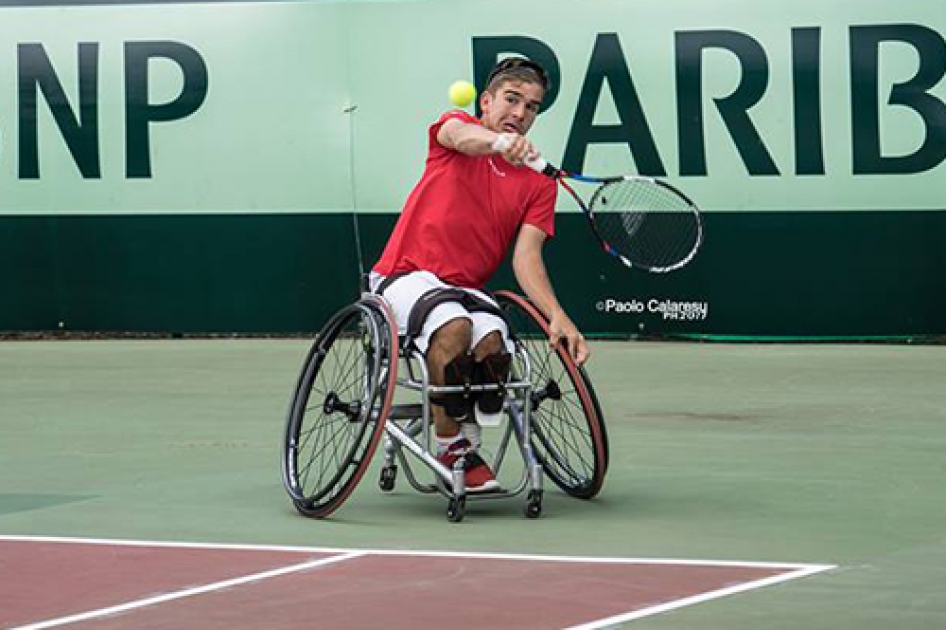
[
  {"xmin": 282, "ymin": 295, "xmax": 398, "ymax": 518},
  {"xmin": 495, "ymin": 291, "xmax": 608, "ymax": 499}
]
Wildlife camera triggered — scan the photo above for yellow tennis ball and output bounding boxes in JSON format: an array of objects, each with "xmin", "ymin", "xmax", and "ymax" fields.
[{"xmin": 448, "ymin": 80, "xmax": 476, "ymax": 107}]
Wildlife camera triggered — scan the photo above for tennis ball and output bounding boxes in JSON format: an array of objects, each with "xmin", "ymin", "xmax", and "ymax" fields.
[{"xmin": 448, "ymin": 80, "xmax": 476, "ymax": 108}]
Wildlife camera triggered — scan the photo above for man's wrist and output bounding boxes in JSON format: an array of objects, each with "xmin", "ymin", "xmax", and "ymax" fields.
[
  {"xmin": 548, "ymin": 307, "xmax": 567, "ymax": 321},
  {"xmin": 491, "ymin": 133, "xmax": 513, "ymax": 153}
]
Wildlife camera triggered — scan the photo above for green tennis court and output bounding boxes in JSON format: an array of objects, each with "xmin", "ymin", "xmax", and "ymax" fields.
[
  {"xmin": 2, "ymin": 338, "xmax": 943, "ymax": 628},
  {"xmin": 2, "ymin": 0, "xmax": 944, "ymax": 626}
]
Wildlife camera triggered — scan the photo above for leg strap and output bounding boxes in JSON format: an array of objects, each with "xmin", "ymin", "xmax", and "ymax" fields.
[
  {"xmin": 406, "ymin": 287, "xmax": 507, "ymax": 346},
  {"xmin": 474, "ymin": 352, "xmax": 512, "ymax": 414},
  {"xmin": 430, "ymin": 351, "xmax": 476, "ymax": 420}
]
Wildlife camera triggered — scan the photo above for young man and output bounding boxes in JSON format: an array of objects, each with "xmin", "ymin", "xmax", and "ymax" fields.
[{"xmin": 370, "ymin": 57, "xmax": 588, "ymax": 492}]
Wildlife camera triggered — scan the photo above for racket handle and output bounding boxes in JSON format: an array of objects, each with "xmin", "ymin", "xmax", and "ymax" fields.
[
  {"xmin": 491, "ymin": 133, "xmax": 559, "ymax": 178},
  {"xmin": 525, "ymin": 155, "xmax": 559, "ymax": 178}
]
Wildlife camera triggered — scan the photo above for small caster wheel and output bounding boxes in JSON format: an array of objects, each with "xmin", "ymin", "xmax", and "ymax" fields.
[
  {"xmin": 524, "ymin": 489, "xmax": 543, "ymax": 519},
  {"xmin": 447, "ymin": 496, "xmax": 466, "ymax": 523},
  {"xmin": 379, "ymin": 465, "xmax": 397, "ymax": 492}
]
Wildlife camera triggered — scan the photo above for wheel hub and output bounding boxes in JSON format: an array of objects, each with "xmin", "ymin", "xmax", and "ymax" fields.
[
  {"xmin": 322, "ymin": 392, "xmax": 362, "ymax": 420},
  {"xmin": 531, "ymin": 379, "xmax": 562, "ymax": 409}
]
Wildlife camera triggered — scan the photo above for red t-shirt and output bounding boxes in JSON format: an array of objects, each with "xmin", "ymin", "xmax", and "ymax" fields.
[{"xmin": 373, "ymin": 110, "xmax": 556, "ymax": 289}]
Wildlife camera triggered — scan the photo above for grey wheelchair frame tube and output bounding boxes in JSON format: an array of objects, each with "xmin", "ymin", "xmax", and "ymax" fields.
[{"xmin": 381, "ymin": 340, "xmax": 543, "ymax": 502}]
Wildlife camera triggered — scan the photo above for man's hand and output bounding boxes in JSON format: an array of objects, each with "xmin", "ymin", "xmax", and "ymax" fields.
[
  {"xmin": 492, "ymin": 132, "xmax": 538, "ymax": 168},
  {"xmin": 548, "ymin": 311, "xmax": 590, "ymax": 365}
]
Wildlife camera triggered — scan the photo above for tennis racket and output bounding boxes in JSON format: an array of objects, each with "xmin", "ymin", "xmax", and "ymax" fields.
[{"xmin": 526, "ymin": 156, "xmax": 703, "ymax": 273}]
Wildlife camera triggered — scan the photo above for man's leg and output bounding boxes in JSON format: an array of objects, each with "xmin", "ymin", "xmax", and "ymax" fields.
[
  {"xmin": 471, "ymin": 321, "xmax": 513, "ymax": 426},
  {"xmin": 426, "ymin": 317, "xmax": 473, "ymax": 436},
  {"xmin": 427, "ymin": 319, "xmax": 501, "ymax": 493},
  {"xmin": 472, "ymin": 330, "xmax": 504, "ymax": 361}
]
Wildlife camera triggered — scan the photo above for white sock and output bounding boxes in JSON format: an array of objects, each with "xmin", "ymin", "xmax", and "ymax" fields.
[
  {"xmin": 435, "ymin": 432, "xmax": 463, "ymax": 454},
  {"xmin": 461, "ymin": 422, "xmax": 482, "ymax": 449}
]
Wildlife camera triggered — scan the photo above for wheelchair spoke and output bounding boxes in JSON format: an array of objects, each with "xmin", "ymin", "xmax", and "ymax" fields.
[
  {"xmin": 496, "ymin": 290, "xmax": 608, "ymax": 499},
  {"xmin": 282, "ymin": 297, "xmax": 396, "ymax": 517}
]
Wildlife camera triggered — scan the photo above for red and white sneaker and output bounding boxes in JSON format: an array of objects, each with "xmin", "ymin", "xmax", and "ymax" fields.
[{"xmin": 436, "ymin": 438, "xmax": 502, "ymax": 493}]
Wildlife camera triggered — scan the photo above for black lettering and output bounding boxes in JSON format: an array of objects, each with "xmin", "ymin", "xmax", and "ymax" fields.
[
  {"xmin": 851, "ymin": 24, "xmax": 946, "ymax": 174},
  {"xmin": 676, "ymin": 30, "xmax": 779, "ymax": 176},
  {"xmin": 792, "ymin": 28, "xmax": 825, "ymax": 175},
  {"xmin": 18, "ymin": 42, "xmax": 100, "ymax": 179},
  {"xmin": 562, "ymin": 33, "xmax": 665, "ymax": 176},
  {"xmin": 125, "ymin": 41, "xmax": 208, "ymax": 178}
]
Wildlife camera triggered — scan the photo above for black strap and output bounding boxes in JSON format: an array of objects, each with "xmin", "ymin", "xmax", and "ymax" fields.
[
  {"xmin": 406, "ymin": 287, "xmax": 507, "ymax": 340},
  {"xmin": 375, "ymin": 272, "xmax": 409, "ymax": 297},
  {"xmin": 373, "ymin": 273, "xmax": 508, "ymax": 348}
]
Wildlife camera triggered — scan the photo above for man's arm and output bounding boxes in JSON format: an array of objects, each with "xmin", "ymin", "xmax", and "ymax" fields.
[
  {"xmin": 437, "ymin": 119, "xmax": 535, "ymax": 165},
  {"xmin": 512, "ymin": 224, "xmax": 590, "ymax": 364}
]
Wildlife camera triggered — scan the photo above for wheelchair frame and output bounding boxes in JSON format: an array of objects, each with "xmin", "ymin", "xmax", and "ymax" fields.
[{"xmin": 281, "ymin": 290, "xmax": 608, "ymax": 522}]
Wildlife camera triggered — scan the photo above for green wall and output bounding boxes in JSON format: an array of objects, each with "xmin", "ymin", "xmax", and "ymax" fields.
[
  {"xmin": 2, "ymin": 211, "xmax": 942, "ymax": 336},
  {"xmin": 1, "ymin": 0, "xmax": 944, "ymax": 336}
]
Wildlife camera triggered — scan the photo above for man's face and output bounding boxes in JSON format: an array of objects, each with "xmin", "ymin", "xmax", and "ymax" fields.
[{"xmin": 480, "ymin": 80, "xmax": 545, "ymax": 136}]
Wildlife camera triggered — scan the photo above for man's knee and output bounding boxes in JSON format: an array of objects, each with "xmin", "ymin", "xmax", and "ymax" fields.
[
  {"xmin": 473, "ymin": 330, "xmax": 504, "ymax": 359},
  {"xmin": 472, "ymin": 330, "xmax": 511, "ymax": 387},
  {"xmin": 429, "ymin": 318, "xmax": 472, "ymax": 357}
]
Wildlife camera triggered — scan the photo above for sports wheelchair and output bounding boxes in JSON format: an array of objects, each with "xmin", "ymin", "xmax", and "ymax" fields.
[{"xmin": 281, "ymin": 289, "xmax": 608, "ymax": 522}]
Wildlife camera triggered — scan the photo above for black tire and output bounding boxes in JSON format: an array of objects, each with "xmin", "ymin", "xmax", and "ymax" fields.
[
  {"xmin": 496, "ymin": 291, "xmax": 608, "ymax": 499},
  {"xmin": 447, "ymin": 496, "xmax": 466, "ymax": 523},
  {"xmin": 524, "ymin": 489, "xmax": 543, "ymax": 519},
  {"xmin": 282, "ymin": 295, "xmax": 398, "ymax": 518},
  {"xmin": 379, "ymin": 465, "xmax": 397, "ymax": 492}
]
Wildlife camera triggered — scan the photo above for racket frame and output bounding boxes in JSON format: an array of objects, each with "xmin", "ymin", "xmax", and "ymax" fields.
[{"xmin": 553, "ymin": 170, "xmax": 704, "ymax": 273}]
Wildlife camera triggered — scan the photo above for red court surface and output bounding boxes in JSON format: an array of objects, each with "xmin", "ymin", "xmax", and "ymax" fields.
[{"xmin": 0, "ymin": 537, "xmax": 834, "ymax": 629}]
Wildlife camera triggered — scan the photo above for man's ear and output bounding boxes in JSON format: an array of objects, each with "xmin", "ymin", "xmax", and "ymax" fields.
[{"xmin": 479, "ymin": 89, "xmax": 492, "ymax": 113}]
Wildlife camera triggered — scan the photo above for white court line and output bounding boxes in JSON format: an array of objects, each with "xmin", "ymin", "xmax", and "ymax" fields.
[
  {"xmin": 565, "ymin": 564, "xmax": 833, "ymax": 629},
  {"xmin": 0, "ymin": 534, "xmax": 835, "ymax": 571},
  {"xmin": 0, "ymin": 535, "xmax": 836, "ymax": 629},
  {"xmin": 9, "ymin": 550, "xmax": 365, "ymax": 630}
]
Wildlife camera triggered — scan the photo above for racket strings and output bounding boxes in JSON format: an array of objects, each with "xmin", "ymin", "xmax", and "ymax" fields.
[{"xmin": 592, "ymin": 180, "xmax": 700, "ymax": 270}]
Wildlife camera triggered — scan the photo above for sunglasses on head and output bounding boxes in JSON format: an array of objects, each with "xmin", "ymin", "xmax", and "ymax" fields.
[{"xmin": 485, "ymin": 57, "xmax": 550, "ymax": 90}]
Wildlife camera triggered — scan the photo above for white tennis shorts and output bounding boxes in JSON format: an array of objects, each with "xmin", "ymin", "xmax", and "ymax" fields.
[{"xmin": 369, "ymin": 270, "xmax": 513, "ymax": 354}]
